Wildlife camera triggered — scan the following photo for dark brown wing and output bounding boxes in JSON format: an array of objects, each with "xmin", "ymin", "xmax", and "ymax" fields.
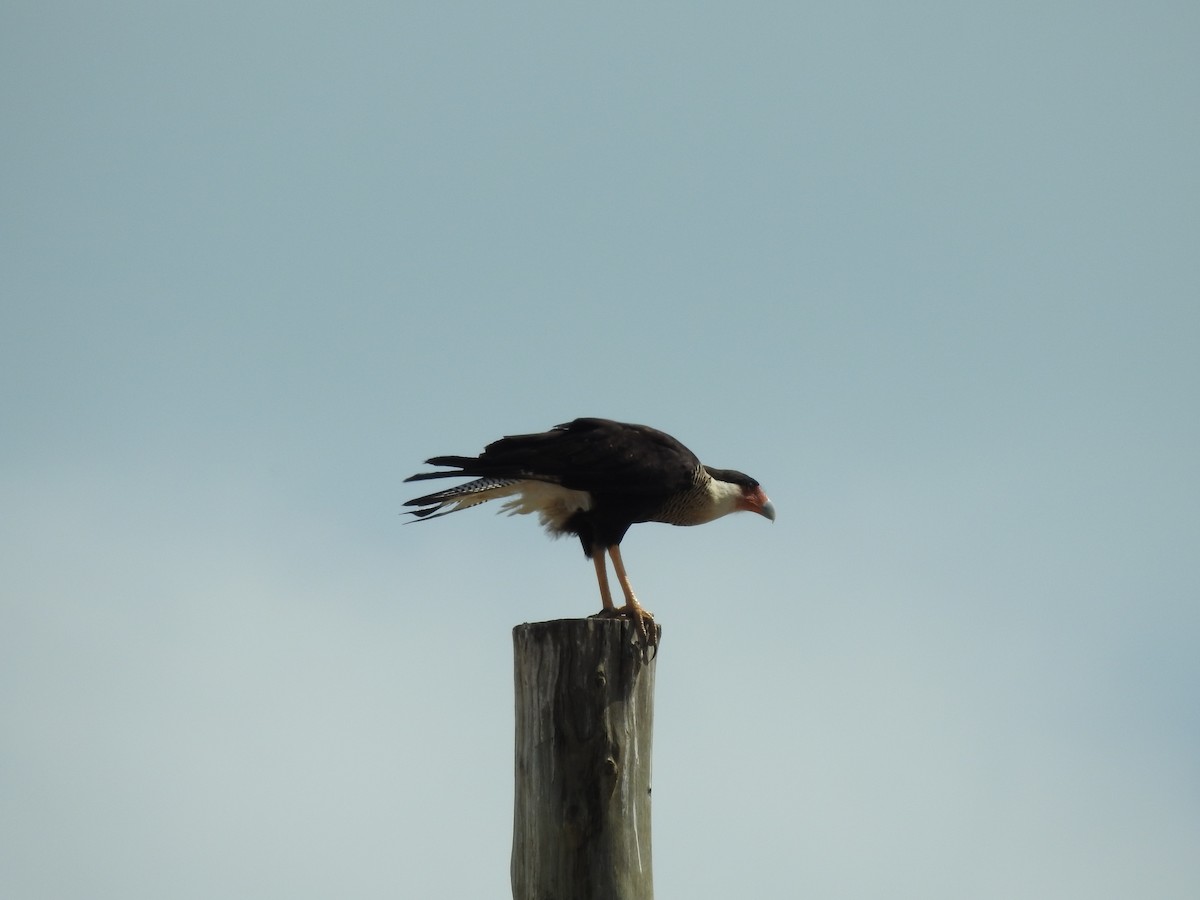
[{"xmin": 406, "ymin": 418, "xmax": 699, "ymax": 501}]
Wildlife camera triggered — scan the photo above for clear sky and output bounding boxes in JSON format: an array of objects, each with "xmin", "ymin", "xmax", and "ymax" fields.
[{"xmin": 2, "ymin": 3, "xmax": 1198, "ymax": 898}]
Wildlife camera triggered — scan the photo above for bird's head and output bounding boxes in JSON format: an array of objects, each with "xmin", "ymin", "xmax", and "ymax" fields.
[{"xmin": 704, "ymin": 467, "xmax": 776, "ymax": 522}]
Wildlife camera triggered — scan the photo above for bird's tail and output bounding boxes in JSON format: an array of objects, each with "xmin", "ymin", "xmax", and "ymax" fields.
[
  {"xmin": 403, "ymin": 456, "xmax": 484, "ymax": 482},
  {"xmin": 404, "ymin": 476, "xmax": 525, "ymax": 522}
]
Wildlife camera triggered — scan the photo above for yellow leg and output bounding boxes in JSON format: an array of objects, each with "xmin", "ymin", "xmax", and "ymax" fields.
[
  {"xmin": 608, "ymin": 545, "xmax": 657, "ymax": 653},
  {"xmin": 607, "ymin": 544, "xmax": 643, "ymax": 613},
  {"xmin": 593, "ymin": 552, "xmax": 615, "ymax": 612}
]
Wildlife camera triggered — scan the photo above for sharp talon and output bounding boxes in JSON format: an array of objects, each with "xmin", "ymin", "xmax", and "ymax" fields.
[
  {"xmin": 621, "ymin": 604, "xmax": 659, "ymax": 659},
  {"xmin": 589, "ymin": 604, "xmax": 658, "ymax": 658}
]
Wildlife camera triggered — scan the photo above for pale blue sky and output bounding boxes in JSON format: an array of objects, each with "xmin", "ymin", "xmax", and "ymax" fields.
[{"xmin": 3, "ymin": 3, "xmax": 1198, "ymax": 898}]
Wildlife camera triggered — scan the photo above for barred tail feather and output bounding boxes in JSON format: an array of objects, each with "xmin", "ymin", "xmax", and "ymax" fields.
[
  {"xmin": 404, "ymin": 477, "xmax": 524, "ymax": 522},
  {"xmin": 403, "ymin": 476, "xmax": 594, "ymax": 534}
]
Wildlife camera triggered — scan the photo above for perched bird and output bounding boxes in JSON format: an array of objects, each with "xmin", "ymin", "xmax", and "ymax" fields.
[{"xmin": 404, "ymin": 417, "xmax": 775, "ymax": 646}]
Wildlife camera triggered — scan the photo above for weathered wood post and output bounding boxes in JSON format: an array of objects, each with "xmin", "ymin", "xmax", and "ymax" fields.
[{"xmin": 511, "ymin": 618, "xmax": 660, "ymax": 900}]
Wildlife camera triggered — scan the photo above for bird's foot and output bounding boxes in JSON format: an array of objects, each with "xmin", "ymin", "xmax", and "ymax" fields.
[{"xmin": 592, "ymin": 604, "xmax": 660, "ymax": 658}]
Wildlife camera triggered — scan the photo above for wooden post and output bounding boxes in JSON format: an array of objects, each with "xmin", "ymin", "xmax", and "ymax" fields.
[{"xmin": 511, "ymin": 618, "xmax": 660, "ymax": 900}]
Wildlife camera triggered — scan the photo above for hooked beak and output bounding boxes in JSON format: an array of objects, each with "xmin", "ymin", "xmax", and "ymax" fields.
[{"xmin": 743, "ymin": 485, "xmax": 775, "ymax": 522}]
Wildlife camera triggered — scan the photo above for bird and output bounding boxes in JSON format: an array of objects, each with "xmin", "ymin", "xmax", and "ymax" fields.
[{"xmin": 404, "ymin": 417, "xmax": 775, "ymax": 647}]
